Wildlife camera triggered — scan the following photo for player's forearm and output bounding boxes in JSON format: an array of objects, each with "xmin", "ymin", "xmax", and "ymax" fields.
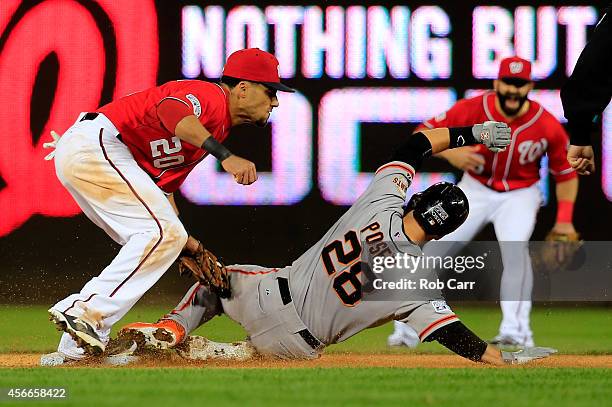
[
  {"xmin": 175, "ymin": 116, "xmax": 234, "ymax": 162},
  {"xmin": 390, "ymin": 127, "xmax": 477, "ymax": 171},
  {"xmin": 420, "ymin": 127, "xmax": 481, "ymax": 155},
  {"xmin": 157, "ymin": 98, "xmax": 213, "ymax": 148},
  {"xmin": 174, "ymin": 115, "xmax": 214, "ymax": 148},
  {"xmin": 413, "ymin": 126, "xmax": 452, "ymax": 159},
  {"xmin": 420, "ymin": 128, "xmax": 452, "ymax": 153},
  {"xmin": 556, "ymin": 177, "xmax": 578, "ymax": 203},
  {"xmin": 425, "ymin": 321, "xmax": 489, "ymax": 363},
  {"xmin": 433, "ymin": 149, "xmax": 452, "ymax": 160},
  {"xmin": 555, "ymin": 177, "xmax": 578, "ymax": 225},
  {"xmin": 155, "ymin": 99, "xmax": 226, "ymax": 152}
]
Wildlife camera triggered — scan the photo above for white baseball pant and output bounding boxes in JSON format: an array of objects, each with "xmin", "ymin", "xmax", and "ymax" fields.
[{"xmin": 50, "ymin": 113, "xmax": 188, "ymax": 358}]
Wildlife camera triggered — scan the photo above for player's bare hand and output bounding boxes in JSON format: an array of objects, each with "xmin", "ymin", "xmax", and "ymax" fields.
[
  {"xmin": 567, "ymin": 145, "xmax": 595, "ymax": 175},
  {"xmin": 444, "ymin": 146, "xmax": 485, "ymax": 172},
  {"xmin": 221, "ymin": 155, "xmax": 258, "ymax": 185},
  {"xmin": 472, "ymin": 121, "xmax": 511, "ymax": 152}
]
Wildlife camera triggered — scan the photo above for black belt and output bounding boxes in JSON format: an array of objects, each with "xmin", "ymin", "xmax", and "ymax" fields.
[
  {"xmin": 80, "ymin": 112, "xmax": 99, "ymax": 121},
  {"xmin": 277, "ymin": 277, "xmax": 322, "ymax": 350},
  {"xmin": 80, "ymin": 112, "xmax": 123, "ymax": 142}
]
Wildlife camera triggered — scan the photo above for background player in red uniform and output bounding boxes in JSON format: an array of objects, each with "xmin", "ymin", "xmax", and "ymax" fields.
[
  {"xmin": 389, "ymin": 57, "xmax": 578, "ymax": 348},
  {"xmin": 45, "ymin": 48, "xmax": 295, "ymax": 360}
]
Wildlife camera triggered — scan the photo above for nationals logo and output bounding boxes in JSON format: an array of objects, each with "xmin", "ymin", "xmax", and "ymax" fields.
[
  {"xmin": 509, "ymin": 61, "xmax": 524, "ymax": 74},
  {"xmin": 0, "ymin": 0, "xmax": 158, "ymax": 236},
  {"xmin": 517, "ymin": 138, "xmax": 548, "ymax": 165}
]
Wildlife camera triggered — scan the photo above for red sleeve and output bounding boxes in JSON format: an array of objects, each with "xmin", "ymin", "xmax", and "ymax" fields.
[
  {"xmin": 416, "ymin": 98, "xmax": 478, "ymax": 132},
  {"xmin": 159, "ymin": 81, "xmax": 220, "ymax": 123},
  {"xmin": 546, "ymin": 119, "xmax": 577, "ymax": 182},
  {"xmin": 156, "ymin": 98, "xmax": 193, "ymax": 134}
]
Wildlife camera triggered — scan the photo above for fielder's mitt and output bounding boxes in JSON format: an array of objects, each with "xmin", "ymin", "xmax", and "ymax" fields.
[
  {"xmin": 532, "ymin": 231, "xmax": 583, "ymax": 273},
  {"xmin": 178, "ymin": 242, "xmax": 231, "ymax": 298}
]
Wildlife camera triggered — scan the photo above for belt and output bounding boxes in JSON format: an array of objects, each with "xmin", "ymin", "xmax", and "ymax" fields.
[
  {"xmin": 80, "ymin": 112, "xmax": 100, "ymax": 121},
  {"xmin": 80, "ymin": 112, "xmax": 123, "ymax": 142},
  {"xmin": 277, "ymin": 277, "xmax": 323, "ymax": 350}
]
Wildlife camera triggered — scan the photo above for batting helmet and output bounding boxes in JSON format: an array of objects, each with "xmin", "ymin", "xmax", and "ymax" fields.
[{"xmin": 404, "ymin": 182, "xmax": 469, "ymax": 238}]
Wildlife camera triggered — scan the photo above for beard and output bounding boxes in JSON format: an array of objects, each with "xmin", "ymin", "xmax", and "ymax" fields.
[
  {"xmin": 496, "ymin": 90, "xmax": 528, "ymax": 116},
  {"xmin": 255, "ymin": 113, "xmax": 270, "ymax": 127}
]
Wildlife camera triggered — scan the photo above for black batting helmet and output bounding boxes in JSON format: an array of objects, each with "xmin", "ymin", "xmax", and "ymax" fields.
[{"xmin": 404, "ymin": 182, "xmax": 469, "ymax": 238}]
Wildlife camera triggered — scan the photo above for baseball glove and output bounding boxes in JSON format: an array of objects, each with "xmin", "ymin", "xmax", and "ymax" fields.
[
  {"xmin": 531, "ymin": 230, "xmax": 583, "ymax": 273},
  {"xmin": 178, "ymin": 242, "xmax": 231, "ymax": 298}
]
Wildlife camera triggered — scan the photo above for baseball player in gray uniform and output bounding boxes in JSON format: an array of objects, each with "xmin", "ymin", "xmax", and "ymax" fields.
[{"xmin": 113, "ymin": 123, "xmax": 554, "ymax": 365}]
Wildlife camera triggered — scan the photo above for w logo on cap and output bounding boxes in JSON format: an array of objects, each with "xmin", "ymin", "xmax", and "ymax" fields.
[
  {"xmin": 509, "ymin": 61, "xmax": 524, "ymax": 74},
  {"xmin": 498, "ymin": 57, "xmax": 531, "ymax": 81}
]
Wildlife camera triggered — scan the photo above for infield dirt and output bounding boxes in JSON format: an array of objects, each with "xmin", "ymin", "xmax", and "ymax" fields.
[{"xmin": 1, "ymin": 353, "xmax": 611, "ymax": 369}]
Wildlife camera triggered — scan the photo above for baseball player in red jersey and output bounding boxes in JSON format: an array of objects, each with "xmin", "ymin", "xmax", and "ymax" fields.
[
  {"xmin": 44, "ymin": 48, "xmax": 295, "ymax": 359},
  {"xmin": 389, "ymin": 57, "xmax": 578, "ymax": 348}
]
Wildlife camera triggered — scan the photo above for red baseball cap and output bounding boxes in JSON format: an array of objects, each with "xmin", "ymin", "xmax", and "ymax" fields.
[
  {"xmin": 498, "ymin": 56, "xmax": 532, "ymax": 81},
  {"xmin": 223, "ymin": 48, "xmax": 295, "ymax": 93}
]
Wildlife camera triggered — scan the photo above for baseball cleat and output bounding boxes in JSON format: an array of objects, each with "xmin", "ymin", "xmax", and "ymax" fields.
[
  {"xmin": 387, "ymin": 332, "xmax": 419, "ymax": 349},
  {"xmin": 118, "ymin": 319, "xmax": 186, "ymax": 350},
  {"xmin": 41, "ymin": 347, "xmax": 141, "ymax": 367},
  {"xmin": 522, "ymin": 337, "xmax": 535, "ymax": 348},
  {"xmin": 40, "ymin": 352, "xmax": 80, "ymax": 367},
  {"xmin": 489, "ymin": 335, "xmax": 522, "ymax": 350},
  {"xmin": 48, "ymin": 308, "xmax": 105, "ymax": 356},
  {"xmin": 175, "ymin": 335, "xmax": 255, "ymax": 361},
  {"xmin": 104, "ymin": 353, "xmax": 141, "ymax": 366},
  {"xmin": 103, "ymin": 341, "xmax": 140, "ymax": 366}
]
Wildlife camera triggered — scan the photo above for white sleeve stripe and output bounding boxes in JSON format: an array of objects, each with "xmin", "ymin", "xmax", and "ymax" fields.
[
  {"xmin": 423, "ymin": 121, "xmax": 434, "ymax": 129},
  {"xmin": 159, "ymin": 97, "xmax": 190, "ymax": 108},
  {"xmin": 375, "ymin": 161, "xmax": 416, "ymax": 178},
  {"xmin": 418, "ymin": 314, "xmax": 459, "ymax": 341},
  {"xmin": 549, "ymin": 167, "xmax": 575, "ymax": 175}
]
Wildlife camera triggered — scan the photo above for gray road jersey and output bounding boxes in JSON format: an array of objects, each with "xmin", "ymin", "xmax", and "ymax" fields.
[{"xmin": 287, "ymin": 161, "xmax": 458, "ymax": 345}]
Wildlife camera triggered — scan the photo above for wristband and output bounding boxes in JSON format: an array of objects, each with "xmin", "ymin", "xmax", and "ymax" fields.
[
  {"xmin": 202, "ymin": 137, "xmax": 232, "ymax": 162},
  {"xmin": 448, "ymin": 126, "xmax": 478, "ymax": 148},
  {"xmin": 556, "ymin": 200, "xmax": 574, "ymax": 224}
]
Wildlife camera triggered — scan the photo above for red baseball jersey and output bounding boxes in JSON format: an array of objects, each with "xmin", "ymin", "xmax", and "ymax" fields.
[
  {"xmin": 419, "ymin": 91, "xmax": 576, "ymax": 192},
  {"xmin": 97, "ymin": 80, "xmax": 231, "ymax": 193}
]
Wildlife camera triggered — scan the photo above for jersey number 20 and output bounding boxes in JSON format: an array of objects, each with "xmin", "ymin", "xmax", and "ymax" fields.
[{"xmin": 150, "ymin": 137, "xmax": 185, "ymax": 169}]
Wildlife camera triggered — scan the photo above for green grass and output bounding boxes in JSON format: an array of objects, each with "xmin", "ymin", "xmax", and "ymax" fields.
[
  {"xmin": 0, "ymin": 304, "xmax": 610, "ymax": 407},
  {"xmin": 0, "ymin": 368, "xmax": 610, "ymax": 407},
  {"xmin": 0, "ymin": 304, "xmax": 610, "ymax": 354}
]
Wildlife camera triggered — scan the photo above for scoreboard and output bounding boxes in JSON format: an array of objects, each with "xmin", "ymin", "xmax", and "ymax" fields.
[{"xmin": 0, "ymin": 1, "xmax": 608, "ymax": 239}]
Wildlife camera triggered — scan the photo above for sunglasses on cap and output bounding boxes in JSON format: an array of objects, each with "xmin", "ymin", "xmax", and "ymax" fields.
[{"xmin": 500, "ymin": 78, "xmax": 531, "ymax": 87}]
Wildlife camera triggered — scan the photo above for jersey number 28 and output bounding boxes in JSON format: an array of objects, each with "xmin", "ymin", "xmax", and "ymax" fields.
[{"xmin": 321, "ymin": 222, "xmax": 383, "ymax": 306}]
